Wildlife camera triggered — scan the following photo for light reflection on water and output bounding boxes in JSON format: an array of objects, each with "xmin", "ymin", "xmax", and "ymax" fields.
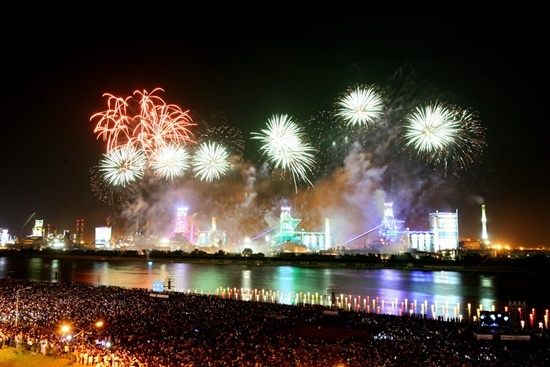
[{"xmin": 0, "ymin": 256, "xmax": 546, "ymax": 323}]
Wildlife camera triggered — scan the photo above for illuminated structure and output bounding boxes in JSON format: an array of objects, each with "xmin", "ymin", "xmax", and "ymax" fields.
[
  {"xmin": 0, "ymin": 229, "xmax": 15, "ymax": 246},
  {"xmin": 94, "ymin": 226, "xmax": 112, "ymax": 248},
  {"xmin": 429, "ymin": 210, "xmax": 459, "ymax": 251},
  {"xmin": 26, "ymin": 219, "xmax": 45, "ymax": 248},
  {"xmin": 129, "ymin": 201, "xmax": 462, "ymax": 254},
  {"xmin": 171, "ymin": 207, "xmax": 197, "ymax": 243},
  {"xmin": 167, "ymin": 207, "xmax": 228, "ymax": 248},
  {"xmin": 481, "ymin": 204, "xmax": 489, "ymax": 245},
  {"xmin": 409, "ymin": 231, "xmax": 432, "ymax": 251},
  {"xmin": 409, "ymin": 211, "xmax": 459, "ymax": 253},
  {"xmin": 344, "ymin": 202, "xmax": 406, "ymax": 250},
  {"xmin": 378, "ymin": 202, "xmax": 405, "ymax": 245},
  {"xmin": 268, "ymin": 206, "xmax": 333, "ymax": 252},
  {"xmin": 32, "ymin": 219, "xmax": 43, "ymax": 237},
  {"xmin": 195, "ymin": 217, "xmax": 228, "ymax": 247},
  {"xmin": 174, "ymin": 207, "xmax": 190, "ymax": 237},
  {"xmin": 272, "ymin": 206, "xmax": 301, "ymax": 244},
  {"xmin": 461, "ymin": 238, "xmax": 482, "ymax": 250}
]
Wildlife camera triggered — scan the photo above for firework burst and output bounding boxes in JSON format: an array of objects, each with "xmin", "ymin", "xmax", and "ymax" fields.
[
  {"xmin": 91, "ymin": 88, "xmax": 196, "ymax": 158},
  {"xmin": 192, "ymin": 141, "xmax": 231, "ymax": 182},
  {"xmin": 91, "ymin": 88, "xmax": 198, "ymax": 201},
  {"xmin": 90, "ymin": 165, "xmax": 135, "ymax": 206},
  {"xmin": 251, "ymin": 114, "xmax": 317, "ymax": 190},
  {"xmin": 88, "ymin": 71, "xmax": 488, "ymax": 246},
  {"xmin": 150, "ymin": 144, "xmax": 191, "ymax": 180},
  {"xmin": 98, "ymin": 145, "xmax": 147, "ymax": 187},
  {"xmin": 335, "ymin": 84, "xmax": 385, "ymax": 127},
  {"xmin": 401, "ymin": 101, "xmax": 486, "ymax": 174}
]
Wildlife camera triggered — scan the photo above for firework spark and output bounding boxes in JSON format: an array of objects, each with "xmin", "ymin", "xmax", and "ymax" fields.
[
  {"xmin": 251, "ymin": 114, "xmax": 317, "ymax": 189},
  {"xmin": 192, "ymin": 141, "xmax": 231, "ymax": 182},
  {"xmin": 304, "ymin": 110, "xmax": 353, "ymax": 178},
  {"xmin": 335, "ymin": 84, "xmax": 385, "ymax": 127},
  {"xmin": 90, "ymin": 165, "xmax": 135, "ymax": 206},
  {"xmin": 98, "ymin": 145, "xmax": 147, "ymax": 187},
  {"xmin": 197, "ymin": 125, "xmax": 245, "ymax": 159},
  {"xmin": 447, "ymin": 106, "xmax": 486, "ymax": 172},
  {"xmin": 150, "ymin": 144, "xmax": 191, "ymax": 180}
]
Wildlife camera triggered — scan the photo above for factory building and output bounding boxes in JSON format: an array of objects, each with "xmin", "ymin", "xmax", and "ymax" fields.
[
  {"xmin": 268, "ymin": 206, "xmax": 333, "ymax": 252},
  {"xmin": 408, "ymin": 210, "xmax": 459, "ymax": 258},
  {"xmin": 109, "ymin": 203, "xmax": 489, "ymax": 257}
]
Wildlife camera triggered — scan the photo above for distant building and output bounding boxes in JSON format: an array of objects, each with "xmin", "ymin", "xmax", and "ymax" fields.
[
  {"xmin": 460, "ymin": 238, "xmax": 483, "ymax": 251},
  {"xmin": 0, "ymin": 229, "xmax": 15, "ymax": 246},
  {"xmin": 268, "ymin": 206, "xmax": 333, "ymax": 252},
  {"xmin": 408, "ymin": 210, "xmax": 459, "ymax": 255},
  {"xmin": 430, "ymin": 210, "xmax": 459, "ymax": 252},
  {"xmin": 95, "ymin": 226, "xmax": 112, "ymax": 248}
]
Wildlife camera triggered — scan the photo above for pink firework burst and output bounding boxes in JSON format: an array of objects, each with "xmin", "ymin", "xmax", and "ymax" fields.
[{"xmin": 91, "ymin": 88, "xmax": 196, "ymax": 158}]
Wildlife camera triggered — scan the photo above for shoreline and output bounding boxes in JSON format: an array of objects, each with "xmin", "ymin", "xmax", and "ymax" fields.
[{"xmin": 2, "ymin": 248, "xmax": 549, "ymax": 273}]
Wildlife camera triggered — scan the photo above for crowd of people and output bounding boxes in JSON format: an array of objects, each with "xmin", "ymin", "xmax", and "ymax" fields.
[{"xmin": 0, "ymin": 277, "xmax": 548, "ymax": 366}]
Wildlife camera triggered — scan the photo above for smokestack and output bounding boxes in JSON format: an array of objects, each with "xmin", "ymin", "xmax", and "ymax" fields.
[{"xmin": 481, "ymin": 204, "xmax": 488, "ymax": 244}]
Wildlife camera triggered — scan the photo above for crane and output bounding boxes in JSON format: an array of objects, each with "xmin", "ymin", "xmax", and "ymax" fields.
[{"xmin": 18, "ymin": 212, "xmax": 36, "ymax": 245}]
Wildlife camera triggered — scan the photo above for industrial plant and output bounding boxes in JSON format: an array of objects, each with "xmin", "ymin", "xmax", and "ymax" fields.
[{"xmin": 1, "ymin": 203, "xmax": 493, "ymax": 259}]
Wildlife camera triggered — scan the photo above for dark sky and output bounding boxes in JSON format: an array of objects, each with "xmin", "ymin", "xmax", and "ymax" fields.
[{"xmin": 1, "ymin": 11, "xmax": 547, "ymax": 248}]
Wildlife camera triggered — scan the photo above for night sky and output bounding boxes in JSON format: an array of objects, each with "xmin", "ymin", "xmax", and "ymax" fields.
[{"xmin": 1, "ymin": 11, "xmax": 547, "ymax": 248}]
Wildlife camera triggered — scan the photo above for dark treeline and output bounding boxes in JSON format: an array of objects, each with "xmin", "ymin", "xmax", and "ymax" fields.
[{"xmin": 3, "ymin": 248, "xmax": 549, "ymax": 273}]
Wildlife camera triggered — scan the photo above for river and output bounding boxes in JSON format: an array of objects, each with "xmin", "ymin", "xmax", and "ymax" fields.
[{"xmin": 0, "ymin": 255, "xmax": 548, "ymax": 327}]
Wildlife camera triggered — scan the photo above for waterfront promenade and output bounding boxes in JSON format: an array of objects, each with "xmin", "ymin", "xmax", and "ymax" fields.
[{"xmin": 0, "ymin": 278, "xmax": 548, "ymax": 366}]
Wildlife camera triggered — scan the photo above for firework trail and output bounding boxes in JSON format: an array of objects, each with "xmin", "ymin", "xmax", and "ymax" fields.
[
  {"xmin": 131, "ymin": 89, "xmax": 196, "ymax": 156},
  {"xmin": 449, "ymin": 107, "xmax": 486, "ymax": 170},
  {"xmin": 251, "ymin": 114, "xmax": 317, "ymax": 191},
  {"xmin": 91, "ymin": 93, "xmax": 132, "ymax": 153},
  {"xmin": 91, "ymin": 88, "xmax": 196, "ymax": 158}
]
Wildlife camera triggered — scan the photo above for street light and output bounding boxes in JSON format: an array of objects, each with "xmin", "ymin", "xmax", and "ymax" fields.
[
  {"xmin": 60, "ymin": 324, "xmax": 89, "ymax": 340},
  {"xmin": 60, "ymin": 321, "xmax": 105, "ymax": 341},
  {"xmin": 15, "ymin": 286, "xmax": 32, "ymax": 327}
]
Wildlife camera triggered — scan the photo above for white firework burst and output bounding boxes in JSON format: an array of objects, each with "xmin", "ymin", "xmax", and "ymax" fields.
[
  {"xmin": 99, "ymin": 145, "xmax": 147, "ymax": 187},
  {"xmin": 335, "ymin": 84, "xmax": 385, "ymax": 127},
  {"xmin": 192, "ymin": 141, "xmax": 231, "ymax": 182},
  {"xmin": 150, "ymin": 144, "xmax": 191, "ymax": 180}
]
